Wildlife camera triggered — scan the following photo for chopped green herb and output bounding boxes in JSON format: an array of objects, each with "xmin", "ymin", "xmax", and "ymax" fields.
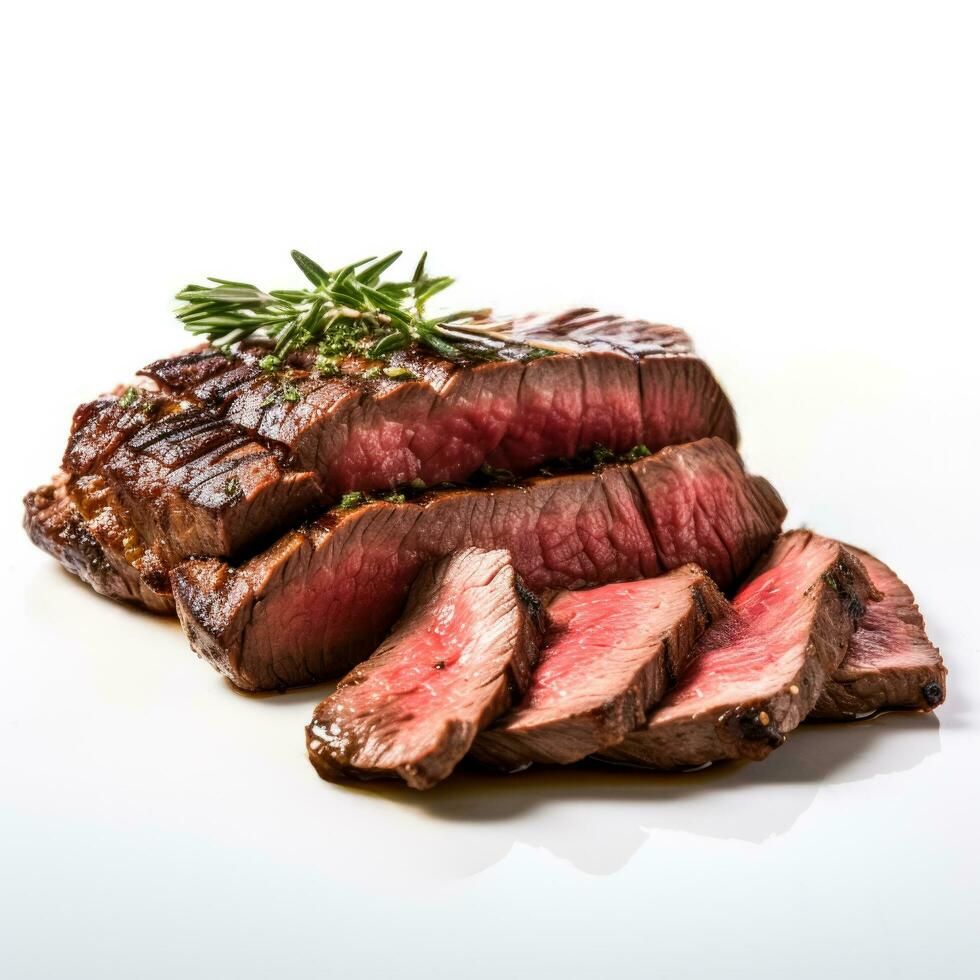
[
  {"xmin": 119, "ymin": 386, "xmax": 139, "ymax": 408},
  {"xmin": 224, "ymin": 477, "xmax": 240, "ymax": 497},
  {"xmin": 261, "ymin": 380, "xmax": 302, "ymax": 406},
  {"xmin": 314, "ymin": 354, "xmax": 341, "ymax": 376},
  {"xmin": 624, "ymin": 444, "xmax": 652, "ymax": 461},
  {"xmin": 522, "ymin": 346, "xmax": 557, "ymax": 360},
  {"xmin": 362, "ymin": 366, "xmax": 382, "ymax": 380},
  {"xmin": 383, "ymin": 492, "xmax": 407, "ymax": 504},
  {"xmin": 591, "ymin": 444, "xmax": 616, "ymax": 465},
  {"xmin": 823, "ymin": 572, "xmax": 840, "ymax": 592},
  {"xmin": 479, "ymin": 463, "xmax": 516, "ymax": 483},
  {"xmin": 383, "ymin": 366, "xmax": 418, "ymax": 380},
  {"xmin": 339, "ymin": 491, "xmax": 368, "ymax": 510},
  {"xmin": 258, "ymin": 354, "xmax": 282, "ymax": 372}
]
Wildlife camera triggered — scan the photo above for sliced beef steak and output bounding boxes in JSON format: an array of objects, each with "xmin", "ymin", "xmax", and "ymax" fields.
[
  {"xmin": 812, "ymin": 547, "xmax": 946, "ymax": 718},
  {"xmin": 27, "ymin": 311, "xmax": 738, "ymax": 610},
  {"xmin": 601, "ymin": 531, "xmax": 878, "ymax": 769},
  {"xmin": 173, "ymin": 438, "xmax": 785, "ymax": 691},
  {"xmin": 470, "ymin": 565, "xmax": 730, "ymax": 770},
  {"xmin": 306, "ymin": 549, "xmax": 543, "ymax": 789},
  {"xmin": 23, "ymin": 474, "xmax": 173, "ymax": 614}
]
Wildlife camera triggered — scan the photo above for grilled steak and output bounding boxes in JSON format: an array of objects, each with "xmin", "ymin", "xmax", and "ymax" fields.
[
  {"xmin": 23, "ymin": 473, "xmax": 173, "ymax": 613},
  {"xmin": 306, "ymin": 549, "xmax": 543, "ymax": 789},
  {"xmin": 470, "ymin": 565, "xmax": 730, "ymax": 770},
  {"xmin": 812, "ymin": 547, "xmax": 946, "ymax": 718},
  {"xmin": 602, "ymin": 531, "xmax": 878, "ymax": 769},
  {"xmin": 174, "ymin": 438, "xmax": 785, "ymax": 692},
  {"xmin": 26, "ymin": 311, "xmax": 737, "ymax": 611}
]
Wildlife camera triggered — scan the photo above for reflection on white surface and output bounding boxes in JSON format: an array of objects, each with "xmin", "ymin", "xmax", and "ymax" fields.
[{"xmin": 304, "ymin": 713, "xmax": 940, "ymax": 877}]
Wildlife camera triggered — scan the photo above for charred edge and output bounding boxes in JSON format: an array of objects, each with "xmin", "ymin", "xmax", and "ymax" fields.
[
  {"xmin": 823, "ymin": 559, "xmax": 866, "ymax": 626},
  {"xmin": 662, "ymin": 633, "xmax": 676, "ymax": 689},
  {"xmin": 922, "ymin": 682, "xmax": 943, "ymax": 707},
  {"xmin": 692, "ymin": 585, "xmax": 712, "ymax": 627},
  {"xmin": 737, "ymin": 710, "xmax": 784, "ymax": 749},
  {"xmin": 514, "ymin": 579, "xmax": 542, "ymax": 618}
]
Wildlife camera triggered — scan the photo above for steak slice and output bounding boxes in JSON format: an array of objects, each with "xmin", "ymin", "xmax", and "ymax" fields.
[
  {"xmin": 23, "ymin": 474, "xmax": 173, "ymax": 614},
  {"xmin": 29, "ymin": 311, "xmax": 739, "ymax": 610},
  {"xmin": 470, "ymin": 565, "xmax": 730, "ymax": 770},
  {"xmin": 306, "ymin": 548, "xmax": 543, "ymax": 789},
  {"xmin": 811, "ymin": 547, "xmax": 946, "ymax": 718},
  {"xmin": 601, "ymin": 531, "xmax": 878, "ymax": 769},
  {"xmin": 173, "ymin": 438, "xmax": 785, "ymax": 691}
]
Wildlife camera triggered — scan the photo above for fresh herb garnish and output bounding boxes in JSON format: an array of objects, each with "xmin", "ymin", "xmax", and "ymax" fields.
[
  {"xmin": 119, "ymin": 386, "xmax": 140, "ymax": 408},
  {"xmin": 339, "ymin": 491, "xmax": 368, "ymax": 510},
  {"xmin": 624, "ymin": 444, "xmax": 652, "ymax": 461},
  {"xmin": 383, "ymin": 492, "xmax": 407, "ymax": 504},
  {"xmin": 314, "ymin": 354, "xmax": 341, "ymax": 376},
  {"xmin": 224, "ymin": 477, "xmax": 240, "ymax": 497},
  {"xmin": 479, "ymin": 463, "xmax": 516, "ymax": 483},
  {"xmin": 383, "ymin": 366, "xmax": 418, "ymax": 380},
  {"xmin": 591, "ymin": 444, "xmax": 616, "ymax": 465},
  {"xmin": 362, "ymin": 367, "xmax": 382, "ymax": 380},
  {"xmin": 261, "ymin": 379, "xmax": 303, "ymax": 407},
  {"xmin": 258, "ymin": 354, "xmax": 281, "ymax": 372},
  {"xmin": 174, "ymin": 249, "xmax": 492, "ymax": 362}
]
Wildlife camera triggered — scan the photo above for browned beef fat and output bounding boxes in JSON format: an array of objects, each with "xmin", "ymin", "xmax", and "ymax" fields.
[{"xmin": 306, "ymin": 548, "xmax": 544, "ymax": 790}]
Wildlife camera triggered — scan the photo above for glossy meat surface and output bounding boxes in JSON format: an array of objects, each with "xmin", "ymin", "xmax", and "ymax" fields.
[
  {"xmin": 26, "ymin": 311, "xmax": 738, "ymax": 610},
  {"xmin": 306, "ymin": 549, "xmax": 542, "ymax": 789},
  {"xmin": 173, "ymin": 438, "xmax": 785, "ymax": 691},
  {"xmin": 602, "ymin": 531, "xmax": 878, "ymax": 769},
  {"xmin": 471, "ymin": 565, "xmax": 729, "ymax": 769},
  {"xmin": 813, "ymin": 547, "xmax": 946, "ymax": 717}
]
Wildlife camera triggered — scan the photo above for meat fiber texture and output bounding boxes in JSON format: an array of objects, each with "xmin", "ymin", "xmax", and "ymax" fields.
[
  {"xmin": 24, "ymin": 310, "xmax": 738, "ymax": 611},
  {"xmin": 812, "ymin": 547, "xmax": 946, "ymax": 718},
  {"xmin": 306, "ymin": 549, "xmax": 543, "ymax": 790},
  {"xmin": 173, "ymin": 438, "xmax": 786, "ymax": 692},
  {"xmin": 602, "ymin": 531, "xmax": 878, "ymax": 770},
  {"xmin": 470, "ymin": 565, "xmax": 730, "ymax": 770}
]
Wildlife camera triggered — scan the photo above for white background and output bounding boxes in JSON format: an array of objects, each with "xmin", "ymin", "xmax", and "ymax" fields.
[{"xmin": 2, "ymin": 2, "xmax": 978, "ymax": 977}]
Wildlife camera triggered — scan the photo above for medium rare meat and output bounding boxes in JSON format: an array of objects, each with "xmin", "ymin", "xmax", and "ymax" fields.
[
  {"xmin": 173, "ymin": 438, "xmax": 785, "ymax": 692},
  {"xmin": 812, "ymin": 547, "xmax": 946, "ymax": 718},
  {"xmin": 306, "ymin": 549, "xmax": 543, "ymax": 789},
  {"xmin": 470, "ymin": 565, "xmax": 730, "ymax": 770},
  {"xmin": 602, "ymin": 531, "xmax": 878, "ymax": 769},
  {"xmin": 26, "ymin": 310, "xmax": 738, "ymax": 611}
]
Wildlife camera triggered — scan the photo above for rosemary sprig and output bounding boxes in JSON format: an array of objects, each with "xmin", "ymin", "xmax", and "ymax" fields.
[{"xmin": 174, "ymin": 249, "xmax": 491, "ymax": 361}]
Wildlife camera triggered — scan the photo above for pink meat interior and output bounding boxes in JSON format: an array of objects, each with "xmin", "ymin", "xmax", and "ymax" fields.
[{"xmin": 654, "ymin": 537, "xmax": 839, "ymax": 721}]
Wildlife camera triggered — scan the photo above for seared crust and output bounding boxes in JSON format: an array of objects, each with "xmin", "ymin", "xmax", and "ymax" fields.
[
  {"xmin": 811, "ymin": 547, "xmax": 946, "ymax": 718},
  {"xmin": 24, "ymin": 474, "xmax": 173, "ymax": 614},
  {"xmin": 26, "ymin": 312, "xmax": 739, "ymax": 611}
]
